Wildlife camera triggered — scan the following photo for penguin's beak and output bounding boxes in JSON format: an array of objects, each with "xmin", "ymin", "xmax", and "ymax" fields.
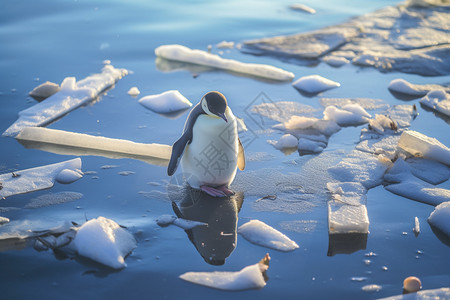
[{"xmin": 217, "ymin": 112, "xmax": 228, "ymax": 123}]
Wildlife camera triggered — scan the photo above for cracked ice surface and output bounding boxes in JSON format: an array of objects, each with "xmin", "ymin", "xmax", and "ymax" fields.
[
  {"xmin": 3, "ymin": 64, "xmax": 128, "ymax": 137},
  {"xmin": 0, "ymin": 158, "xmax": 82, "ymax": 198},
  {"xmin": 243, "ymin": 4, "xmax": 450, "ymax": 76}
]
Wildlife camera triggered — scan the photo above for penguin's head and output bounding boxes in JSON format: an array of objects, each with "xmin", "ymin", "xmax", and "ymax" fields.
[{"xmin": 201, "ymin": 91, "xmax": 228, "ymax": 122}]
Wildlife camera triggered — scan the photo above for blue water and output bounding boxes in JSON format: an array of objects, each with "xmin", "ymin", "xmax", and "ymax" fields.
[{"xmin": 1, "ymin": 0, "xmax": 449, "ymax": 299}]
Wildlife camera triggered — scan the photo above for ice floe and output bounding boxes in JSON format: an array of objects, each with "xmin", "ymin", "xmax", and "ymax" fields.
[
  {"xmin": 238, "ymin": 219, "xmax": 299, "ymax": 252},
  {"xmin": 289, "ymin": 3, "xmax": 316, "ymax": 14},
  {"xmin": 216, "ymin": 41, "xmax": 234, "ymax": 49},
  {"xmin": 3, "ymin": 64, "xmax": 128, "ymax": 137},
  {"xmin": 156, "ymin": 214, "xmax": 207, "ymax": 230},
  {"xmin": 413, "ymin": 216, "xmax": 420, "ymax": 235},
  {"xmin": 15, "ymin": 127, "xmax": 171, "ymax": 162},
  {"xmin": 155, "ymin": 44, "xmax": 294, "ymax": 81},
  {"xmin": 362, "ymin": 284, "xmax": 382, "ymax": 293},
  {"xmin": 378, "ymin": 287, "xmax": 450, "ymax": 300},
  {"xmin": 388, "ymin": 78, "xmax": 449, "ymax": 97},
  {"xmin": 29, "ymin": 81, "xmax": 60, "ymax": 101},
  {"xmin": 243, "ymin": 4, "xmax": 450, "ymax": 76},
  {"xmin": 127, "ymin": 87, "xmax": 140, "ymax": 96},
  {"xmin": 0, "ymin": 217, "xmax": 10, "ymax": 225},
  {"xmin": 428, "ymin": 201, "xmax": 450, "ymax": 238},
  {"xmin": 322, "ymin": 56, "xmax": 349, "ymax": 67},
  {"xmin": 420, "ymin": 90, "xmax": 450, "ymax": 118},
  {"xmin": 179, "ymin": 254, "xmax": 270, "ymax": 291},
  {"xmin": 323, "ymin": 104, "xmax": 371, "ymax": 126},
  {"xmin": 138, "ymin": 90, "xmax": 192, "ymax": 114},
  {"xmin": 327, "ymin": 182, "xmax": 369, "ymax": 234},
  {"xmin": 384, "ymin": 158, "xmax": 450, "ymax": 206},
  {"xmin": 69, "ymin": 216, "xmax": 136, "ymax": 269},
  {"xmin": 271, "ymin": 134, "xmax": 298, "ymax": 150},
  {"xmin": 0, "ymin": 158, "xmax": 82, "ymax": 198},
  {"xmin": 292, "ymin": 75, "xmax": 340, "ymax": 94},
  {"xmin": 398, "ymin": 130, "xmax": 450, "ymax": 166}
]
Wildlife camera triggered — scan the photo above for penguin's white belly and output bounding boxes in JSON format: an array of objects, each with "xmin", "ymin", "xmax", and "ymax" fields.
[{"xmin": 181, "ymin": 113, "xmax": 238, "ymax": 188}]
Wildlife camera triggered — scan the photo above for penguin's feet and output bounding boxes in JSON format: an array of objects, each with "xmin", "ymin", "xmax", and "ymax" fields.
[
  {"xmin": 200, "ymin": 185, "xmax": 227, "ymax": 197},
  {"xmin": 217, "ymin": 185, "xmax": 235, "ymax": 196}
]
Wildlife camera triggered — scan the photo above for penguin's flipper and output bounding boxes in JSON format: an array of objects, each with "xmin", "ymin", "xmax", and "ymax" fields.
[
  {"xmin": 237, "ymin": 138, "xmax": 245, "ymax": 171},
  {"xmin": 167, "ymin": 134, "xmax": 190, "ymax": 176}
]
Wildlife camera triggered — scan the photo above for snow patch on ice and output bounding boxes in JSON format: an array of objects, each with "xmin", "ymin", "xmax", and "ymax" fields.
[
  {"xmin": 238, "ymin": 219, "xmax": 299, "ymax": 252},
  {"xmin": 139, "ymin": 90, "xmax": 192, "ymax": 114},
  {"xmin": 292, "ymin": 75, "xmax": 340, "ymax": 94},
  {"xmin": 29, "ymin": 81, "xmax": 60, "ymax": 101},
  {"xmin": 420, "ymin": 90, "xmax": 450, "ymax": 117}
]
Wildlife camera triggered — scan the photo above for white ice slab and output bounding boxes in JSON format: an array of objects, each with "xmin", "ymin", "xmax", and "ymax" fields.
[
  {"xmin": 289, "ymin": 4, "xmax": 316, "ymax": 14},
  {"xmin": 384, "ymin": 158, "xmax": 450, "ymax": 206},
  {"xmin": 322, "ymin": 56, "xmax": 349, "ymax": 67},
  {"xmin": 272, "ymin": 134, "xmax": 298, "ymax": 150},
  {"xmin": 376, "ymin": 287, "xmax": 450, "ymax": 300},
  {"xmin": 0, "ymin": 217, "xmax": 10, "ymax": 225},
  {"xmin": 292, "ymin": 75, "xmax": 340, "ymax": 94},
  {"xmin": 29, "ymin": 81, "xmax": 60, "ymax": 101},
  {"xmin": 398, "ymin": 131, "xmax": 450, "ymax": 166},
  {"xmin": 428, "ymin": 201, "xmax": 450, "ymax": 238},
  {"xmin": 3, "ymin": 64, "xmax": 128, "ymax": 137},
  {"xmin": 323, "ymin": 104, "xmax": 371, "ymax": 126},
  {"xmin": 16, "ymin": 127, "xmax": 171, "ymax": 161},
  {"xmin": 139, "ymin": 90, "xmax": 192, "ymax": 114},
  {"xmin": 238, "ymin": 219, "xmax": 298, "ymax": 252},
  {"xmin": 180, "ymin": 255, "xmax": 270, "ymax": 291},
  {"xmin": 155, "ymin": 44, "xmax": 294, "ymax": 81},
  {"xmin": 327, "ymin": 182, "xmax": 369, "ymax": 234},
  {"xmin": 420, "ymin": 90, "xmax": 450, "ymax": 117},
  {"xmin": 70, "ymin": 216, "xmax": 136, "ymax": 269},
  {"xmin": 0, "ymin": 158, "xmax": 82, "ymax": 198},
  {"xmin": 127, "ymin": 87, "xmax": 140, "ymax": 96},
  {"xmin": 388, "ymin": 79, "xmax": 447, "ymax": 97}
]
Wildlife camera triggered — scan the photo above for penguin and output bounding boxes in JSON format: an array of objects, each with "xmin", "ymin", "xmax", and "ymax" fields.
[{"xmin": 168, "ymin": 91, "xmax": 245, "ymax": 197}]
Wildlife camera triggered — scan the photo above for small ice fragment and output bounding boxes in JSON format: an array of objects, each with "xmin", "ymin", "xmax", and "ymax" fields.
[
  {"xmin": 364, "ymin": 259, "xmax": 371, "ymax": 265},
  {"xmin": 0, "ymin": 216, "xmax": 10, "ymax": 225},
  {"xmin": 29, "ymin": 81, "xmax": 60, "ymax": 101},
  {"xmin": 179, "ymin": 254, "xmax": 270, "ymax": 291},
  {"xmin": 103, "ymin": 60, "xmax": 111, "ymax": 65},
  {"xmin": 273, "ymin": 134, "xmax": 298, "ymax": 150},
  {"xmin": 402, "ymin": 232, "xmax": 408, "ymax": 235},
  {"xmin": 118, "ymin": 171, "xmax": 135, "ymax": 176},
  {"xmin": 388, "ymin": 79, "xmax": 428, "ymax": 97},
  {"xmin": 292, "ymin": 75, "xmax": 340, "ymax": 94},
  {"xmin": 322, "ymin": 56, "xmax": 349, "ymax": 67},
  {"xmin": 289, "ymin": 3, "xmax": 316, "ymax": 14},
  {"xmin": 0, "ymin": 158, "xmax": 82, "ymax": 198},
  {"xmin": 365, "ymin": 252, "xmax": 377, "ymax": 257},
  {"xmin": 381, "ymin": 266, "xmax": 388, "ymax": 271},
  {"xmin": 139, "ymin": 90, "xmax": 192, "ymax": 114},
  {"xmin": 420, "ymin": 90, "xmax": 450, "ymax": 117},
  {"xmin": 403, "ymin": 276, "xmax": 422, "ymax": 293},
  {"xmin": 127, "ymin": 87, "xmax": 140, "ymax": 96},
  {"xmin": 238, "ymin": 220, "xmax": 298, "ymax": 252},
  {"xmin": 216, "ymin": 41, "xmax": 234, "ymax": 49},
  {"xmin": 362, "ymin": 284, "xmax": 382, "ymax": 292},
  {"xmin": 71, "ymin": 216, "xmax": 136, "ymax": 269},
  {"xmin": 428, "ymin": 201, "xmax": 450, "ymax": 238},
  {"xmin": 413, "ymin": 217, "xmax": 420, "ymax": 234},
  {"xmin": 298, "ymin": 138, "xmax": 325, "ymax": 153},
  {"xmin": 56, "ymin": 168, "xmax": 83, "ymax": 184},
  {"xmin": 155, "ymin": 44, "xmax": 294, "ymax": 81},
  {"xmin": 323, "ymin": 104, "xmax": 370, "ymax": 126},
  {"xmin": 351, "ymin": 277, "xmax": 368, "ymax": 282},
  {"xmin": 398, "ymin": 131, "xmax": 450, "ymax": 166}
]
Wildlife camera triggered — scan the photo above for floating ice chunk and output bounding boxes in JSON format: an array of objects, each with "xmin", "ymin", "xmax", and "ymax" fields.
[
  {"xmin": 289, "ymin": 3, "xmax": 316, "ymax": 14},
  {"xmin": 3, "ymin": 64, "xmax": 128, "ymax": 137},
  {"xmin": 25, "ymin": 192, "xmax": 83, "ymax": 209},
  {"xmin": 56, "ymin": 168, "xmax": 83, "ymax": 184},
  {"xmin": 406, "ymin": 157, "xmax": 450, "ymax": 185},
  {"xmin": 0, "ymin": 158, "xmax": 82, "ymax": 198},
  {"xmin": 139, "ymin": 90, "xmax": 192, "ymax": 114},
  {"xmin": 238, "ymin": 219, "xmax": 299, "ymax": 252},
  {"xmin": 180, "ymin": 254, "xmax": 270, "ymax": 291},
  {"xmin": 388, "ymin": 79, "xmax": 447, "ymax": 97},
  {"xmin": 0, "ymin": 217, "xmax": 10, "ymax": 225},
  {"xmin": 298, "ymin": 138, "xmax": 325, "ymax": 154},
  {"xmin": 16, "ymin": 127, "xmax": 171, "ymax": 161},
  {"xmin": 272, "ymin": 134, "xmax": 298, "ymax": 150},
  {"xmin": 71, "ymin": 216, "xmax": 136, "ymax": 269},
  {"xmin": 29, "ymin": 81, "xmax": 60, "ymax": 101},
  {"xmin": 216, "ymin": 41, "xmax": 234, "ymax": 49},
  {"xmin": 155, "ymin": 44, "xmax": 294, "ymax": 81},
  {"xmin": 329, "ymin": 150, "xmax": 391, "ymax": 189},
  {"xmin": 323, "ymin": 104, "xmax": 370, "ymax": 126},
  {"xmin": 420, "ymin": 90, "xmax": 450, "ymax": 117},
  {"xmin": 428, "ymin": 201, "xmax": 450, "ymax": 238},
  {"xmin": 156, "ymin": 214, "xmax": 207, "ymax": 230},
  {"xmin": 413, "ymin": 216, "xmax": 420, "ymax": 234},
  {"xmin": 127, "ymin": 87, "xmax": 140, "ymax": 96},
  {"xmin": 362, "ymin": 284, "xmax": 382, "ymax": 292},
  {"xmin": 327, "ymin": 182, "xmax": 369, "ymax": 234},
  {"xmin": 283, "ymin": 116, "xmax": 340, "ymax": 137},
  {"xmin": 384, "ymin": 158, "xmax": 450, "ymax": 206},
  {"xmin": 377, "ymin": 287, "xmax": 450, "ymax": 300},
  {"xmin": 398, "ymin": 131, "xmax": 450, "ymax": 166},
  {"xmin": 292, "ymin": 75, "xmax": 340, "ymax": 94},
  {"xmin": 322, "ymin": 56, "xmax": 349, "ymax": 67}
]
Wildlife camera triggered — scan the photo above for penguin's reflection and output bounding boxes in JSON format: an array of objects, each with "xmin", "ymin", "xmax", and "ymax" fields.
[{"xmin": 172, "ymin": 186, "xmax": 243, "ymax": 266}]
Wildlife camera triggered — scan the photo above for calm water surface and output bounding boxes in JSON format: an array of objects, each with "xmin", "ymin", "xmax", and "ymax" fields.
[{"xmin": 1, "ymin": 0, "xmax": 449, "ymax": 299}]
